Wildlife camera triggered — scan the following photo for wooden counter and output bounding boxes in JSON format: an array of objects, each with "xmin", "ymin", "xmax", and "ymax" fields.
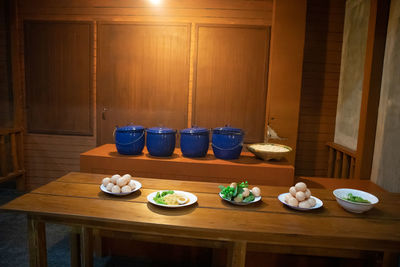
[{"xmin": 80, "ymin": 144, "xmax": 294, "ymax": 186}]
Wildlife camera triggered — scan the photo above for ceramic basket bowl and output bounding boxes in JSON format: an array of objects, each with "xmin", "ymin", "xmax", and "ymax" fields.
[{"xmin": 247, "ymin": 143, "xmax": 292, "ymax": 161}]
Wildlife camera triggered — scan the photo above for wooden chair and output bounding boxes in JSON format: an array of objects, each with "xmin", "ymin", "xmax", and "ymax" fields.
[
  {"xmin": 326, "ymin": 142, "xmax": 356, "ymax": 179},
  {"xmin": 0, "ymin": 128, "xmax": 25, "ymax": 190}
]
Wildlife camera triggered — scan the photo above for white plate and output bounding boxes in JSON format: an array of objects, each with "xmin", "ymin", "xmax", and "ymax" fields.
[
  {"xmin": 100, "ymin": 180, "xmax": 142, "ymax": 196},
  {"xmin": 278, "ymin": 193, "xmax": 323, "ymax": 211},
  {"xmin": 147, "ymin": 190, "xmax": 197, "ymax": 208},
  {"xmin": 219, "ymin": 192, "xmax": 262, "ymax": 205}
]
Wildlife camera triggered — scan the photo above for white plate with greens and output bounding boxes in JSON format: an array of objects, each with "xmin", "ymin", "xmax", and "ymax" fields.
[
  {"xmin": 219, "ymin": 192, "xmax": 261, "ymax": 205},
  {"xmin": 147, "ymin": 190, "xmax": 197, "ymax": 208}
]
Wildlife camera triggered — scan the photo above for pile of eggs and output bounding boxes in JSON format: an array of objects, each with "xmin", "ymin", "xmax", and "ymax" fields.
[
  {"xmin": 284, "ymin": 182, "xmax": 316, "ymax": 208},
  {"xmin": 102, "ymin": 174, "xmax": 136, "ymax": 193}
]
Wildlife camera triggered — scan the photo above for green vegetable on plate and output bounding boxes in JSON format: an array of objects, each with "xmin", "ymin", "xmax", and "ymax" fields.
[
  {"xmin": 153, "ymin": 190, "xmax": 175, "ymax": 204},
  {"xmin": 343, "ymin": 193, "xmax": 371, "ymax": 203},
  {"xmin": 219, "ymin": 181, "xmax": 257, "ymax": 203}
]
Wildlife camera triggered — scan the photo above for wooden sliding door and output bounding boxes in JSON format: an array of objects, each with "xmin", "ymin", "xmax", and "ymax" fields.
[
  {"xmin": 24, "ymin": 21, "xmax": 93, "ymax": 135},
  {"xmin": 193, "ymin": 25, "xmax": 270, "ymax": 143},
  {"xmin": 97, "ymin": 23, "xmax": 190, "ymax": 144}
]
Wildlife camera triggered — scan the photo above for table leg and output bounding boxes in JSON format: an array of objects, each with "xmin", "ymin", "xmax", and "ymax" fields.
[
  {"xmin": 227, "ymin": 241, "xmax": 246, "ymax": 267},
  {"xmin": 382, "ymin": 251, "xmax": 399, "ymax": 267},
  {"xmin": 80, "ymin": 226, "xmax": 93, "ymax": 267},
  {"xmin": 27, "ymin": 215, "xmax": 47, "ymax": 267},
  {"xmin": 70, "ymin": 228, "xmax": 81, "ymax": 267}
]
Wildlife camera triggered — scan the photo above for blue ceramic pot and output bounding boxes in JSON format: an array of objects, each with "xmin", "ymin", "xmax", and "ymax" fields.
[
  {"xmin": 180, "ymin": 127, "xmax": 209, "ymax": 158},
  {"xmin": 212, "ymin": 126, "xmax": 244, "ymax": 160},
  {"xmin": 114, "ymin": 125, "xmax": 145, "ymax": 155},
  {"xmin": 146, "ymin": 127, "xmax": 176, "ymax": 157}
]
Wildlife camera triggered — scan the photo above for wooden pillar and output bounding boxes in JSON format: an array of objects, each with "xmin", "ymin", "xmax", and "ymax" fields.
[
  {"xmin": 0, "ymin": 135, "xmax": 6, "ymax": 177},
  {"xmin": 265, "ymin": 0, "xmax": 307, "ymax": 164},
  {"xmin": 354, "ymin": 0, "xmax": 390, "ymax": 179},
  {"xmin": 28, "ymin": 215, "xmax": 47, "ymax": 267}
]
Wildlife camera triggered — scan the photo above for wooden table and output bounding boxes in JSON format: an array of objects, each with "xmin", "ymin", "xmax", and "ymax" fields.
[
  {"xmin": 1, "ymin": 172, "xmax": 400, "ymax": 267},
  {"xmin": 80, "ymin": 144, "xmax": 294, "ymax": 186}
]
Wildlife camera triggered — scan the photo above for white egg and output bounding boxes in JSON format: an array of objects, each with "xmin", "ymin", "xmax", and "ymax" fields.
[
  {"xmin": 308, "ymin": 197, "xmax": 316, "ymax": 207},
  {"xmin": 117, "ymin": 177, "xmax": 128, "ymax": 187},
  {"xmin": 305, "ymin": 189, "xmax": 311, "ymax": 199},
  {"xmin": 177, "ymin": 196, "xmax": 188, "ymax": 205},
  {"xmin": 252, "ymin": 187, "xmax": 261, "ymax": 197},
  {"xmin": 295, "ymin": 182, "xmax": 307, "ymax": 192},
  {"xmin": 288, "ymin": 196, "xmax": 298, "ymax": 207},
  {"xmin": 284, "ymin": 194, "xmax": 291, "ymax": 203},
  {"xmin": 111, "ymin": 185, "xmax": 121, "ymax": 193},
  {"xmin": 128, "ymin": 180, "xmax": 136, "ymax": 190},
  {"xmin": 299, "ymin": 200, "xmax": 311, "ymax": 209},
  {"xmin": 110, "ymin": 174, "xmax": 120, "ymax": 184},
  {"xmin": 102, "ymin": 177, "xmax": 111, "ymax": 187},
  {"xmin": 121, "ymin": 185, "xmax": 132, "ymax": 193},
  {"xmin": 122, "ymin": 174, "xmax": 132, "ymax": 181},
  {"xmin": 296, "ymin": 191, "xmax": 306, "ymax": 202},
  {"xmin": 242, "ymin": 188, "xmax": 250, "ymax": 197},
  {"xmin": 106, "ymin": 183, "xmax": 113, "ymax": 191},
  {"xmin": 289, "ymin": 186, "xmax": 297, "ymax": 197}
]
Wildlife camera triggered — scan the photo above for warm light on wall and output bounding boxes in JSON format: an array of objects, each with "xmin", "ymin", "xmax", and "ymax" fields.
[{"xmin": 149, "ymin": 0, "xmax": 161, "ymax": 5}]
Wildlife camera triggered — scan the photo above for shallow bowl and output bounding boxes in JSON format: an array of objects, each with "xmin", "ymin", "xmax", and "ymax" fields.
[
  {"xmin": 333, "ymin": 188, "xmax": 379, "ymax": 213},
  {"xmin": 247, "ymin": 143, "xmax": 292, "ymax": 161}
]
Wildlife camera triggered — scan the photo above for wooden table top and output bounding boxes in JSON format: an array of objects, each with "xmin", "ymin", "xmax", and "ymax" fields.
[{"xmin": 2, "ymin": 172, "xmax": 400, "ymax": 252}]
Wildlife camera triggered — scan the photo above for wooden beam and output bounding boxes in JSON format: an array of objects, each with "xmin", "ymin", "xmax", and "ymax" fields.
[
  {"xmin": 354, "ymin": 0, "xmax": 390, "ymax": 179},
  {"xmin": 8, "ymin": 0, "xmax": 25, "ymax": 130}
]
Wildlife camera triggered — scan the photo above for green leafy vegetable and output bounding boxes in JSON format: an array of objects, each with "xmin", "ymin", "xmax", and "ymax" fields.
[
  {"xmin": 343, "ymin": 193, "xmax": 371, "ymax": 203},
  {"xmin": 219, "ymin": 185, "xmax": 235, "ymax": 200},
  {"xmin": 153, "ymin": 190, "xmax": 174, "ymax": 204},
  {"xmin": 243, "ymin": 193, "xmax": 255, "ymax": 203},
  {"xmin": 219, "ymin": 181, "xmax": 251, "ymax": 202}
]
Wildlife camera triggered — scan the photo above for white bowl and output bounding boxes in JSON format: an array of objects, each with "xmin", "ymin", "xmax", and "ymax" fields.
[{"xmin": 333, "ymin": 188, "xmax": 379, "ymax": 213}]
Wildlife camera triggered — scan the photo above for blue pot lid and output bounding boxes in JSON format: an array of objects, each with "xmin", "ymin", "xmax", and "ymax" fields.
[
  {"xmin": 146, "ymin": 127, "xmax": 176, "ymax": 134},
  {"xmin": 213, "ymin": 126, "xmax": 244, "ymax": 135},
  {"xmin": 180, "ymin": 127, "xmax": 209, "ymax": 134},
  {"xmin": 116, "ymin": 125, "xmax": 144, "ymax": 132}
]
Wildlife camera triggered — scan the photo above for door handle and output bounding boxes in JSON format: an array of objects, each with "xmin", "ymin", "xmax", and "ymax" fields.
[{"xmin": 102, "ymin": 108, "xmax": 108, "ymax": 120}]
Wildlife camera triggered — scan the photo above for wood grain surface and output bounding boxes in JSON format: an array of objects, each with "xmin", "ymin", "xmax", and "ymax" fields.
[
  {"xmin": 2, "ymin": 172, "xmax": 400, "ymax": 254},
  {"xmin": 24, "ymin": 21, "xmax": 93, "ymax": 135},
  {"xmin": 80, "ymin": 144, "xmax": 294, "ymax": 186},
  {"xmin": 193, "ymin": 24, "xmax": 269, "ymax": 143},
  {"xmin": 96, "ymin": 22, "xmax": 190, "ymax": 144}
]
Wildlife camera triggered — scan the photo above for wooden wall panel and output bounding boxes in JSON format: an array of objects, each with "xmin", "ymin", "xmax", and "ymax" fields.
[
  {"xmin": 193, "ymin": 25, "xmax": 269, "ymax": 143},
  {"xmin": 24, "ymin": 134, "xmax": 96, "ymax": 190},
  {"xmin": 295, "ymin": 0, "xmax": 346, "ymax": 177},
  {"xmin": 17, "ymin": 0, "xmax": 273, "ymax": 25},
  {"xmin": 97, "ymin": 23, "xmax": 190, "ymax": 144},
  {"xmin": 24, "ymin": 21, "xmax": 93, "ymax": 135}
]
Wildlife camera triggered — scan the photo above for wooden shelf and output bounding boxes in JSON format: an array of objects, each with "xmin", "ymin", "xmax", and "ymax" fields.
[{"xmin": 80, "ymin": 144, "xmax": 294, "ymax": 186}]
